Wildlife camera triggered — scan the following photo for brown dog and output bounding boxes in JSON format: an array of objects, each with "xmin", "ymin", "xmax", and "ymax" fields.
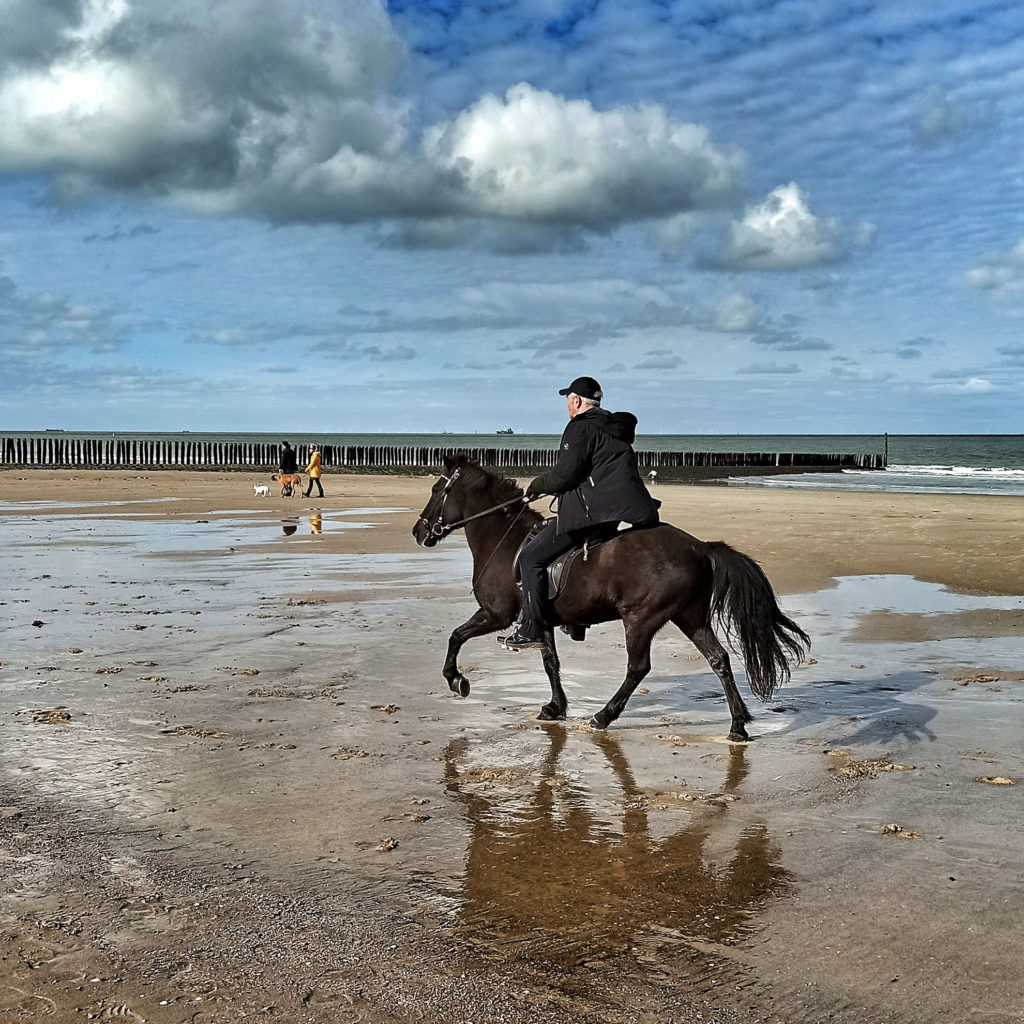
[{"xmin": 271, "ymin": 473, "xmax": 303, "ymax": 497}]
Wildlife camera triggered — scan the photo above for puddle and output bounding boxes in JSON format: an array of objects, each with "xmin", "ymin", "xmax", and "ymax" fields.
[
  {"xmin": 443, "ymin": 729, "xmax": 792, "ymax": 972},
  {"xmin": 0, "ymin": 497, "xmax": 180, "ymax": 513},
  {"xmin": 784, "ymin": 575, "xmax": 1024, "ymax": 676}
]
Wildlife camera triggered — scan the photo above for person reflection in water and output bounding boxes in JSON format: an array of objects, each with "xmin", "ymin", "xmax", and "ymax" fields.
[
  {"xmin": 443, "ymin": 729, "xmax": 792, "ymax": 968},
  {"xmin": 309, "ymin": 513, "xmax": 322, "ymax": 535}
]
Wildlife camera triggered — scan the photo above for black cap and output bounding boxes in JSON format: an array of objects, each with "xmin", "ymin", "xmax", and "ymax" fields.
[{"xmin": 558, "ymin": 376, "xmax": 602, "ymax": 401}]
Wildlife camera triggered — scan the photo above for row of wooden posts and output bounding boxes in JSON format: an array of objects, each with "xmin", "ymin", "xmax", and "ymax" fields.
[{"xmin": 0, "ymin": 435, "xmax": 886, "ymax": 472}]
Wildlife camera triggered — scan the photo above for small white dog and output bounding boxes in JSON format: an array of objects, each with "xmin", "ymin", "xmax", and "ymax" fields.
[{"xmin": 253, "ymin": 483, "xmax": 271, "ymax": 497}]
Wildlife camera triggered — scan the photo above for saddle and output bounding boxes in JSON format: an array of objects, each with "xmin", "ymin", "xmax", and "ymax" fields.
[
  {"xmin": 513, "ymin": 522, "xmax": 616, "ymax": 602},
  {"xmin": 513, "ymin": 521, "xmax": 641, "ymax": 643}
]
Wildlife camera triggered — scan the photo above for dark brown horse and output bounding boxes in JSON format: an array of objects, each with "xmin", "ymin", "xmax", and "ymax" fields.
[{"xmin": 412, "ymin": 454, "xmax": 809, "ymax": 740}]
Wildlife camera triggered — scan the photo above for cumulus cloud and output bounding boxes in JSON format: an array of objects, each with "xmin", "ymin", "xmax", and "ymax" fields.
[
  {"xmin": 423, "ymin": 84, "xmax": 745, "ymax": 227},
  {"xmin": 707, "ymin": 183, "xmax": 871, "ymax": 271},
  {"xmin": 929, "ymin": 376, "xmax": 997, "ymax": 393},
  {"xmin": 0, "ymin": 3, "xmax": 745, "ymax": 241},
  {"xmin": 0, "ymin": 278, "xmax": 126, "ymax": 356},
  {"xmin": 963, "ymin": 238, "xmax": 1024, "ymax": 301}
]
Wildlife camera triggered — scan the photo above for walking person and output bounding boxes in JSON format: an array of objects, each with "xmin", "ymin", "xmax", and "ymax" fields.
[
  {"xmin": 279, "ymin": 441, "xmax": 298, "ymax": 475},
  {"xmin": 303, "ymin": 444, "xmax": 324, "ymax": 498},
  {"xmin": 499, "ymin": 376, "xmax": 660, "ymax": 651},
  {"xmin": 278, "ymin": 441, "xmax": 298, "ymax": 496}
]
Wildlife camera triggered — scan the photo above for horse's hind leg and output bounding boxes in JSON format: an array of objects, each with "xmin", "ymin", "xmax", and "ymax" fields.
[
  {"xmin": 590, "ymin": 618, "xmax": 656, "ymax": 730},
  {"xmin": 677, "ymin": 616, "xmax": 753, "ymax": 742},
  {"xmin": 443, "ymin": 607, "xmax": 503, "ymax": 697},
  {"xmin": 537, "ymin": 627, "xmax": 566, "ymax": 721}
]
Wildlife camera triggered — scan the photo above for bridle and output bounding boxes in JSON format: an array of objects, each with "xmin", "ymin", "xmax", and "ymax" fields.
[{"xmin": 419, "ymin": 467, "xmax": 530, "ymax": 540}]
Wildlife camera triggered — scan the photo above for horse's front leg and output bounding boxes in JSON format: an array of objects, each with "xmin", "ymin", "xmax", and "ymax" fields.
[
  {"xmin": 591, "ymin": 619, "xmax": 655, "ymax": 730},
  {"xmin": 443, "ymin": 607, "xmax": 503, "ymax": 697},
  {"xmin": 536, "ymin": 628, "xmax": 567, "ymax": 721}
]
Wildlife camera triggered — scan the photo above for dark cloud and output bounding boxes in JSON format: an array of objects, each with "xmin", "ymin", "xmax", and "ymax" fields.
[
  {"xmin": 737, "ymin": 362, "xmax": 801, "ymax": 375},
  {"xmin": 308, "ymin": 338, "xmax": 417, "ymax": 362},
  {"xmin": 635, "ymin": 349, "xmax": 683, "ymax": 370},
  {"xmin": 506, "ymin": 323, "xmax": 622, "ymax": 354},
  {"xmin": 831, "ymin": 366, "xmax": 895, "ymax": 383},
  {"xmin": 83, "ymin": 223, "xmax": 160, "ymax": 243},
  {"xmin": 749, "ymin": 316, "xmax": 832, "ymax": 351}
]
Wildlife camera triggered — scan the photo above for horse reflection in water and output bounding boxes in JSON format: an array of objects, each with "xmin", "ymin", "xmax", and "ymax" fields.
[{"xmin": 444, "ymin": 729, "xmax": 792, "ymax": 980}]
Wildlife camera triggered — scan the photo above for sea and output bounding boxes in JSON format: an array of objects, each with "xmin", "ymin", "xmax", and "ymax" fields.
[{"xmin": 9, "ymin": 431, "xmax": 1024, "ymax": 498}]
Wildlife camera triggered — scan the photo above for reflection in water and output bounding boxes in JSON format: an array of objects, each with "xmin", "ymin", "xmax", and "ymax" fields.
[
  {"xmin": 281, "ymin": 519, "xmax": 298, "ymax": 536},
  {"xmin": 309, "ymin": 513, "xmax": 322, "ymax": 535},
  {"xmin": 444, "ymin": 730, "xmax": 792, "ymax": 975}
]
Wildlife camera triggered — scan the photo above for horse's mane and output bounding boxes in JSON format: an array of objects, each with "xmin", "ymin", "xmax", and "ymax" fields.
[
  {"xmin": 450, "ymin": 454, "xmax": 536, "ymax": 517},
  {"xmin": 475, "ymin": 464, "xmax": 525, "ymax": 504}
]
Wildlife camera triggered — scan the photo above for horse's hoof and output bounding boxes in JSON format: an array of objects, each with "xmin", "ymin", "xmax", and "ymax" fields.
[
  {"xmin": 589, "ymin": 714, "xmax": 609, "ymax": 730},
  {"xmin": 537, "ymin": 705, "xmax": 566, "ymax": 722},
  {"xmin": 727, "ymin": 731, "xmax": 751, "ymax": 743},
  {"xmin": 447, "ymin": 675, "xmax": 471, "ymax": 698}
]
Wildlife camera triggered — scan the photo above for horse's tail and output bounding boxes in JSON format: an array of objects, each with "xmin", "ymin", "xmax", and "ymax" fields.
[{"xmin": 705, "ymin": 541, "xmax": 810, "ymax": 701}]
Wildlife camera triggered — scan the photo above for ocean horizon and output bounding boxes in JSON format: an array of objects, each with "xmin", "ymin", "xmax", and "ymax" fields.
[{"xmin": 4, "ymin": 430, "xmax": 1022, "ymax": 497}]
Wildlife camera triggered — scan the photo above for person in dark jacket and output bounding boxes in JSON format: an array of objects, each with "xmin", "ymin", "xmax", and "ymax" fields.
[
  {"xmin": 279, "ymin": 441, "xmax": 298, "ymax": 474},
  {"xmin": 499, "ymin": 376, "xmax": 660, "ymax": 651},
  {"xmin": 279, "ymin": 441, "xmax": 298, "ymax": 496}
]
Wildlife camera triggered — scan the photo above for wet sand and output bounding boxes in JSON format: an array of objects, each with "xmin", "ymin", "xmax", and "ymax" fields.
[{"xmin": 1, "ymin": 469, "xmax": 1022, "ymax": 1023}]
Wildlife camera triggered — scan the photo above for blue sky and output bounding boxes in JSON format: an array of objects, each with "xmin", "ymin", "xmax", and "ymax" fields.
[{"xmin": 1, "ymin": 0, "xmax": 1023, "ymax": 435}]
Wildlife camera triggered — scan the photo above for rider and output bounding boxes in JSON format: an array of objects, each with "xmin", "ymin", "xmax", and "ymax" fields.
[{"xmin": 499, "ymin": 376, "xmax": 660, "ymax": 651}]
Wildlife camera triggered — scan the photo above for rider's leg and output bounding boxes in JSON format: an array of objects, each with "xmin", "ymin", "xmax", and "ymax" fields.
[{"xmin": 501, "ymin": 521, "xmax": 575, "ymax": 648}]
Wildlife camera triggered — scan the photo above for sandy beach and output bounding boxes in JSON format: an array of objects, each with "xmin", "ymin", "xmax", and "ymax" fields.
[{"xmin": 1, "ymin": 468, "xmax": 1022, "ymax": 1024}]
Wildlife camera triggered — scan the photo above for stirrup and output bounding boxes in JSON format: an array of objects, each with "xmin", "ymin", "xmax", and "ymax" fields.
[{"xmin": 498, "ymin": 628, "xmax": 547, "ymax": 651}]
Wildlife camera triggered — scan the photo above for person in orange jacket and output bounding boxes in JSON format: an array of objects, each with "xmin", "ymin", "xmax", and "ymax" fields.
[{"xmin": 303, "ymin": 444, "xmax": 324, "ymax": 498}]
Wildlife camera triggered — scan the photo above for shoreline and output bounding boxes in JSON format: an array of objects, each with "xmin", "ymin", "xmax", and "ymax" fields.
[{"xmin": 3, "ymin": 467, "xmax": 1023, "ymax": 596}]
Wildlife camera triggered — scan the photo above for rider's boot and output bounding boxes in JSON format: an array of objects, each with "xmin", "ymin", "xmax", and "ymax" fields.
[{"xmin": 498, "ymin": 617, "xmax": 548, "ymax": 651}]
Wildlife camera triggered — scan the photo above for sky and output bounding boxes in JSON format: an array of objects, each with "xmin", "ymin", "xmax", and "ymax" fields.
[{"xmin": 1, "ymin": 0, "xmax": 1023, "ymax": 435}]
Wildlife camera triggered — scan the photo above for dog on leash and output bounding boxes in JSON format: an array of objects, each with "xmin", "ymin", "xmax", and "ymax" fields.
[
  {"xmin": 271, "ymin": 473, "xmax": 303, "ymax": 497},
  {"xmin": 253, "ymin": 483, "xmax": 271, "ymax": 498}
]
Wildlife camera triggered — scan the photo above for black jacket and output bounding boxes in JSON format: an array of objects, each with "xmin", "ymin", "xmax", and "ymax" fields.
[
  {"xmin": 529, "ymin": 407, "xmax": 660, "ymax": 535},
  {"xmin": 279, "ymin": 445, "xmax": 298, "ymax": 474}
]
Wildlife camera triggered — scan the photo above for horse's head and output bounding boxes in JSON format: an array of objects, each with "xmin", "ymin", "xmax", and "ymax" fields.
[{"xmin": 412, "ymin": 453, "xmax": 477, "ymax": 547}]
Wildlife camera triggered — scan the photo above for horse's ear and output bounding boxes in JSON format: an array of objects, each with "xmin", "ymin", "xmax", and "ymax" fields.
[{"xmin": 444, "ymin": 452, "xmax": 471, "ymax": 472}]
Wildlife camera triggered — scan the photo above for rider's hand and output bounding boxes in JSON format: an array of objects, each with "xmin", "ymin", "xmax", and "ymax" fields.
[{"xmin": 524, "ymin": 485, "xmax": 543, "ymax": 501}]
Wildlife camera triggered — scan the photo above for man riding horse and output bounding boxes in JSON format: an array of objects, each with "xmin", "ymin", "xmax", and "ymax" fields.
[{"xmin": 500, "ymin": 376, "xmax": 661, "ymax": 651}]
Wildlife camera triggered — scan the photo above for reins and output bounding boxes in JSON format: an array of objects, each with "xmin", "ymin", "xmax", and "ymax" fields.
[
  {"xmin": 420, "ymin": 467, "xmax": 532, "ymax": 539},
  {"xmin": 444, "ymin": 495, "xmax": 529, "ymax": 532}
]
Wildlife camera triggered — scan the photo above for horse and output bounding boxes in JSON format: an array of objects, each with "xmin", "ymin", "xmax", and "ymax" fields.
[{"xmin": 411, "ymin": 454, "xmax": 809, "ymax": 741}]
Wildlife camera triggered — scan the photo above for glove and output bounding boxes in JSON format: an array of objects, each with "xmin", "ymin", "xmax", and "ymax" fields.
[{"xmin": 524, "ymin": 482, "xmax": 543, "ymax": 501}]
